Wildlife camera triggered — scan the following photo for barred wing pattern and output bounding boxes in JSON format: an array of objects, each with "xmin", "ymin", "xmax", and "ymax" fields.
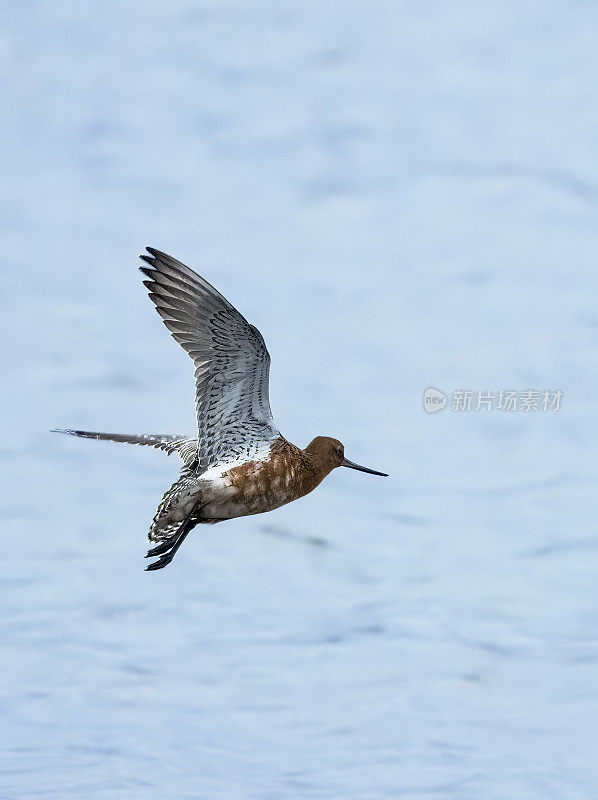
[
  {"xmin": 147, "ymin": 469, "xmax": 213, "ymax": 542},
  {"xmin": 140, "ymin": 248, "xmax": 278, "ymax": 472},
  {"xmin": 50, "ymin": 429, "xmax": 198, "ymax": 467}
]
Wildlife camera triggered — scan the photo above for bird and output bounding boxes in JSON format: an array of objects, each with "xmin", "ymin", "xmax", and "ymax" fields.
[{"xmin": 53, "ymin": 248, "xmax": 388, "ymax": 570}]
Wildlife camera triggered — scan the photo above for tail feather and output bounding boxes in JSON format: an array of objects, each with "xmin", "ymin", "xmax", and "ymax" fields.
[{"xmin": 51, "ymin": 429, "xmax": 197, "ymax": 465}]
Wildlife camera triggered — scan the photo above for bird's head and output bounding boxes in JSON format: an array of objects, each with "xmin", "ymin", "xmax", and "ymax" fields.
[{"xmin": 304, "ymin": 436, "xmax": 388, "ymax": 478}]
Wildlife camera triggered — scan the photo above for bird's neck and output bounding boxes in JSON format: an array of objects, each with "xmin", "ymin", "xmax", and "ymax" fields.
[{"xmin": 272, "ymin": 438, "xmax": 333, "ymax": 498}]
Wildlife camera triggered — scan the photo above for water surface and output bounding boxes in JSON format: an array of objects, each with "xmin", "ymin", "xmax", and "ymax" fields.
[{"xmin": 2, "ymin": 2, "xmax": 598, "ymax": 798}]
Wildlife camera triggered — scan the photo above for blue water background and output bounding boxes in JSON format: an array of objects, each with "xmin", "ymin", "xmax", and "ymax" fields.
[{"xmin": 1, "ymin": 3, "xmax": 598, "ymax": 798}]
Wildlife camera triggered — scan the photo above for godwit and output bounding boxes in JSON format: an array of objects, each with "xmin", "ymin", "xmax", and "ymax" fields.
[{"xmin": 54, "ymin": 248, "xmax": 387, "ymax": 570}]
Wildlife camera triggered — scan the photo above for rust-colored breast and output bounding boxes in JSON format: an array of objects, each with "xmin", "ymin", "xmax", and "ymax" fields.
[{"xmin": 223, "ymin": 438, "xmax": 323, "ymax": 516}]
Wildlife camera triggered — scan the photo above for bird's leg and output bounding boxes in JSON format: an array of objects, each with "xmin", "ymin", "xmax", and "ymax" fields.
[
  {"xmin": 145, "ymin": 509, "xmax": 198, "ymax": 571},
  {"xmin": 145, "ymin": 527, "xmax": 190, "ymax": 570},
  {"xmin": 146, "ymin": 537, "xmax": 177, "ymax": 557}
]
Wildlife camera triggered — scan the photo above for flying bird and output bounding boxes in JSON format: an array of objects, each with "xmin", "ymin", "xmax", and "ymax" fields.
[{"xmin": 54, "ymin": 248, "xmax": 387, "ymax": 570}]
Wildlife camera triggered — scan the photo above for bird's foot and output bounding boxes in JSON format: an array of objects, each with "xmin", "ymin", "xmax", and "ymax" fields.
[
  {"xmin": 145, "ymin": 552, "xmax": 175, "ymax": 571},
  {"xmin": 144, "ymin": 507, "xmax": 198, "ymax": 571},
  {"xmin": 145, "ymin": 539, "xmax": 174, "ymax": 557}
]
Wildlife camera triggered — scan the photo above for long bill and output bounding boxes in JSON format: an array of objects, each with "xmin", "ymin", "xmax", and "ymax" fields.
[{"xmin": 341, "ymin": 457, "xmax": 388, "ymax": 477}]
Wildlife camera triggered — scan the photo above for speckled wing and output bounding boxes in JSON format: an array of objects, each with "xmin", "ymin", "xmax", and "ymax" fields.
[
  {"xmin": 140, "ymin": 247, "xmax": 278, "ymax": 472},
  {"xmin": 50, "ymin": 429, "xmax": 198, "ymax": 466}
]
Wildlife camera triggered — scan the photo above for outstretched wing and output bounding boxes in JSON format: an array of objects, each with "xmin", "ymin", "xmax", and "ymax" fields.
[
  {"xmin": 140, "ymin": 247, "xmax": 278, "ymax": 472},
  {"xmin": 51, "ymin": 429, "xmax": 198, "ymax": 468}
]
